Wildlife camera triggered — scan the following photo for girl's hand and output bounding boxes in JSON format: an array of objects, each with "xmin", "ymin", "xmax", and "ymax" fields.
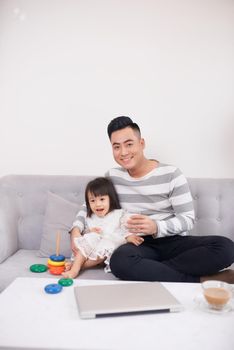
[
  {"xmin": 126, "ymin": 214, "xmax": 157, "ymax": 236},
  {"xmin": 64, "ymin": 261, "xmax": 73, "ymax": 272},
  {"xmin": 126, "ymin": 234, "xmax": 144, "ymax": 246},
  {"xmin": 89, "ymin": 227, "xmax": 102, "ymax": 234},
  {"xmin": 70, "ymin": 227, "xmax": 82, "ymax": 256},
  {"xmin": 71, "ymin": 239, "xmax": 79, "ymax": 256}
]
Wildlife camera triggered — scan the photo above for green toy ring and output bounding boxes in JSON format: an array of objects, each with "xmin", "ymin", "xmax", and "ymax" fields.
[
  {"xmin": 58, "ymin": 278, "xmax": 73, "ymax": 287},
  {"xmin": 30, "ymin": 264, "xmax": 48, "ymax": 273}
]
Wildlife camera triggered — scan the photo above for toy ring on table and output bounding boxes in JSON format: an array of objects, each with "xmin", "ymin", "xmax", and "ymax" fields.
[
  {"xmin": 47, "ymin": 258, "xmax": 65, "ymax": 267},
  {"xmin": 30, "ymin": 264, "xmax": 48, "ymax": 273},
  {"xmin": 44, "ymin": 283, "xmax": 63, "ymax": 294},
  {"xmin": 49, "ymin": 266, "xmax": 65, "ymax": 275},
  {"xmin": 58, "ymin": 278, "xmax": 73, "ymax": 287},
  {"xmin": 49, "ymin": 254, "xmax": 65, "ymax": 262}
]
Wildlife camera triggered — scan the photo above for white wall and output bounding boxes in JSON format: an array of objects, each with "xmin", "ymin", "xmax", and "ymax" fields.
[{"xmin": 0, "ymin": 0, "xmax": 233, "ymax": 178}]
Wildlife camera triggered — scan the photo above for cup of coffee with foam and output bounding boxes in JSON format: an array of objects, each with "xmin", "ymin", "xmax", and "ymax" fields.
[{"xmin": 202, "ymin": 280, "xmax": 232, "ymax": 310}]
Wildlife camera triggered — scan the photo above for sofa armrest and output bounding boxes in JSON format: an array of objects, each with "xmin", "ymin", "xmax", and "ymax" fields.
[{"xmin": 0, "ymin": 193, "xmax": 19, "ymax": 263}]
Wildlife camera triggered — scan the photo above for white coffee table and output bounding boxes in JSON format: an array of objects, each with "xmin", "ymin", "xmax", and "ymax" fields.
[{"xmin": 0, "ymin": 277, "xmax": 233, "ymax": 350}]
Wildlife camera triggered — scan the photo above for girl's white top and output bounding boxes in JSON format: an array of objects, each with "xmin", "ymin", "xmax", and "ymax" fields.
[{"xmin": 74, "ymin": 209, "xmax": 131, "ymax": 271}]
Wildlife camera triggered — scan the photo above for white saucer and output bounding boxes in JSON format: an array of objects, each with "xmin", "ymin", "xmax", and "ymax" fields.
[{"xmin": 194, "ymin": 294, "xmax": 233, "ymax": 314}]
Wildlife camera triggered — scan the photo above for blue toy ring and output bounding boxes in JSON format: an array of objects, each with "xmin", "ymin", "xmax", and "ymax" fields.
[
  {"xmin": 44, "ymin": 283, "xmax": 63, "ymax": 294},
  {"xmin": 49, "ymin": 254, "xmax": 65, "ymax": 262}
]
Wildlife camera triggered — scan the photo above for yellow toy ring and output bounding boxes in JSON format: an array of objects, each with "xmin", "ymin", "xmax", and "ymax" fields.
[{"xmin": 47, "ymin": 258, "xmax": 65, "ymax": 266}]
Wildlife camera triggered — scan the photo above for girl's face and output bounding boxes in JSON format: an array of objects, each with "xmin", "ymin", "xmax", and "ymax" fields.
[{"xmin": 87, "ymin": 192, "xmax": 110, "ymax": 217}]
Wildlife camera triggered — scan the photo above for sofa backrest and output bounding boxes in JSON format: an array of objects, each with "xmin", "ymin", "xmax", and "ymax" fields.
[
  {"xmin": 0, "ymin": 175, "xmax": 95, "ymax": 249},
  {"xmin": 188, "ymin": 178, "xmax": 234, "ymax": 241},
  {"xmin": 0, "ymin": 175, "xmax": 234, "ymax": 249}
]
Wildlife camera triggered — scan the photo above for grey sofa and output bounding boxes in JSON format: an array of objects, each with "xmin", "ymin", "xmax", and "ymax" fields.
[{"xmin": 0, "ymin": 175, "xmax": 234, "ymax": 292}]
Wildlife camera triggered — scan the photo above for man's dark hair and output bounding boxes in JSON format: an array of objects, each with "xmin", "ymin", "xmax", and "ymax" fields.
[
  {"xmin": 107, "ymin": 116, "xmax": 141, "ymax": 139},
  {"xmin": 85, "ymin": 177, "xmax": 121, "ymax": 217}
]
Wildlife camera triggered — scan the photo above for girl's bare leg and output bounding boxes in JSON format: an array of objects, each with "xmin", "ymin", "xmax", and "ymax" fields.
[
  {"xmin": 82, "ymin": 257, "xmax": 105, "ymax": 269},
  {"xmin": 62, "ymin": 254, "xmax": 105, "ymax": 279},
  {"xmin": 62, "ymin": 252, "xmax": 86, "ymax": 279}
]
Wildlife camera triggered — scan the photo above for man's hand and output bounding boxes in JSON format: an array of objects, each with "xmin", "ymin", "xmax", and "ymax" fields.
[
  {"xmin": 126, "ymin": 234, "xmax": 144, "ymax": 246},
  {"xmin": 126, "ymin": 214, "xmax": 158, "ymax": 236},
  {"xmin": 70, "ymin": 227, "xmax": 82, "ymax": 256}
]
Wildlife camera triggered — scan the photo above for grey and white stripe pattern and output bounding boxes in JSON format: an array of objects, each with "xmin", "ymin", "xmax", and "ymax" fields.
[
  {"xmin": 72, "ymin": 204, "xmax": 87, "ymax": 232},
  {"xmin": 72, "ymin": 163, "xmax": 195, "ymax": 238},
  {"xmin": 106, "ymin": 163, "xmax": 195, "ymax": 237}
]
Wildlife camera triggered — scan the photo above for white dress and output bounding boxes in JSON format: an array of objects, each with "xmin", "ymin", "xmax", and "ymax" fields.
[{"xmin": 74, "ymin": 209, "xmax": 129, "ymax": 272}]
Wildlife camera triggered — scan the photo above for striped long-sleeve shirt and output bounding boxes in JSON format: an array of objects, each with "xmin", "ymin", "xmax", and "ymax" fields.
[{"xmin": 72, "ymin": 163, "xmax": 195, "ymax": 238}]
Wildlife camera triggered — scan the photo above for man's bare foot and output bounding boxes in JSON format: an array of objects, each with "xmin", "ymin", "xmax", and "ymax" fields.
[{"xmin": 200, "ymin": 269, "xmax": 234, "ymax": 284}]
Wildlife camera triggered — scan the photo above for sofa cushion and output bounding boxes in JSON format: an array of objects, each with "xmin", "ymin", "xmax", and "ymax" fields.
[
  {"xmin": 0, "ymin": 249, "xmax": 116, "ymax": 292},
  {"xmin": 38, "ymin": 192, "xmax": 79, "ymax": 258}
]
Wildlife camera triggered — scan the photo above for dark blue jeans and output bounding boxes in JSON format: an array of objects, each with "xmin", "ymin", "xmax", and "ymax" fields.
[{"xmin": 110, "ymin": 235, "xmax": 234, "ymax": 282}]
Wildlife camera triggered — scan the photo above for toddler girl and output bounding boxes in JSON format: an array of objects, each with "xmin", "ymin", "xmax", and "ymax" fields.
[{"xmin": 63, "ymin": 177, "xmax": 144, "ymax": 278}]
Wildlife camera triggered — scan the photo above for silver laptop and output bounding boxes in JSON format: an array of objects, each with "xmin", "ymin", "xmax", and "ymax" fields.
[{"xmin": 74, "ymin": 282, "xmax": 183, "ymax": 319}]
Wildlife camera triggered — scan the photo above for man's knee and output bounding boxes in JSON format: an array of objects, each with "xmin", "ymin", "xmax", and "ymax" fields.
[
  {"xmin": 218, "ymin": 236, "xmax": 234, "ymax": 266},
  {"xmin": 110, "ymin": 244, "xmax": 139, "ymax": 279}
]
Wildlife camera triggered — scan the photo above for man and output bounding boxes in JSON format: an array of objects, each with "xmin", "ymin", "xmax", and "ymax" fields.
[{"xmin": 71, "ymin": 116, "xmax": 234, "ymax": 282}]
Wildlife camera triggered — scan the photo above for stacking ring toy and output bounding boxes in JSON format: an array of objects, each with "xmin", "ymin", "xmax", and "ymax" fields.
[
  {"xmin": 47, "ymin": 258, "xmax": 65, "ymax": 267},
  {"xmin": 47, "ymin": 233, "xmax": 66, "ymax": 276},
  {"xmin": 30, "ymin": 264, "xmax": 48, "ymax": 273},
  {"xmin": 44, "ymin": 283, "xmax": 63, "ymax": 294},
  {"xmin": 58, "ymin": 278, "xmax": 73, "ymax": 287},
  {"xmin": 49, "ymin": 254, "xmax": 65, "ymax": 262}
]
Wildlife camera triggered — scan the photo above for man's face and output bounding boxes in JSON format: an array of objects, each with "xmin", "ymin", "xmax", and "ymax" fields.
[{"xmin": 110, "ymin": 127, "xmax": 145, "ymax": 171}]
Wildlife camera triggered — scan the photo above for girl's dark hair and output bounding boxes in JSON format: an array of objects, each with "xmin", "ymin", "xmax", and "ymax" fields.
[
  {"xmin": 107, "ymin": 116, "xmax": 141, "ymax": 139},
  {"xmin": 85, "ymin": 177, "xmax": 121, "ymax": 217}
]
